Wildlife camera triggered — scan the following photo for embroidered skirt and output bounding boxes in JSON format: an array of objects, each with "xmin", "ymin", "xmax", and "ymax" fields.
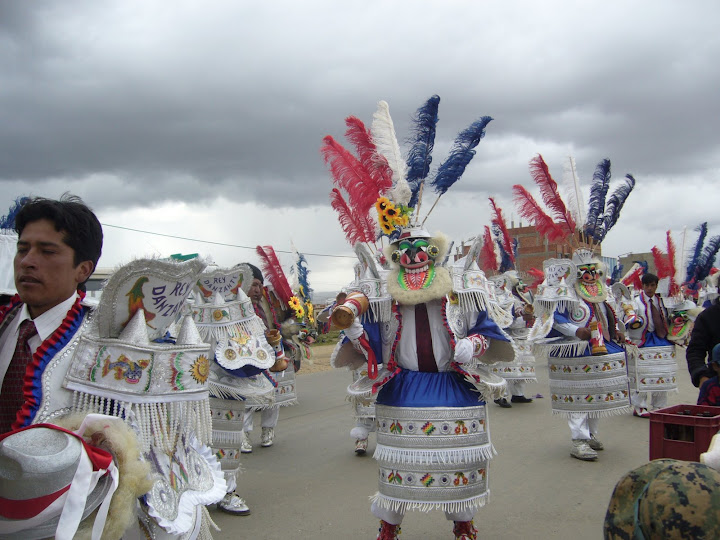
[
  {"xmin": 627, "ymin": 344, "xmax": 678, "ymax": 393},
  {"xmin": 545, "ymin": 340, "xmax": 631, "ymax": 418},
  {"xmin": 371, "ymin": 370, "xmax": 493, "ymax": 514}
]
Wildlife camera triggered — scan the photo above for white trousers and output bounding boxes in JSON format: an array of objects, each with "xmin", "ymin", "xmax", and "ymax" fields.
[
  {"xmin": 371, "ymin": 500, "xmax": 475, "ymax": 525},
  {"xmin": 567, "ymin": 413, "xmax": 600, "ymax": 440},
  {"xmin": 244, "ymin": 405, "xmax": 280, "ymax": 431},
  {"xmin": 506, "ymin": 380, "xmax": 527, "ymax": 397},
  {"xmin": 630, "ymin": 390, "xmax": 668, "ymax": 411}
]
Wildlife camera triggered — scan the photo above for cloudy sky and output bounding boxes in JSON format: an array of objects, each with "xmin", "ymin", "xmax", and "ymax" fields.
[{"xmin": 1, "ymin": 1, "xmax": 718, "ymax": 297}]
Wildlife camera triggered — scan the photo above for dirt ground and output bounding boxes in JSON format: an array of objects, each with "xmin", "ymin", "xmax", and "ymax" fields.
[{"xmin": 298, "ymin": 343, "xmax": 336, "ymax": 375}]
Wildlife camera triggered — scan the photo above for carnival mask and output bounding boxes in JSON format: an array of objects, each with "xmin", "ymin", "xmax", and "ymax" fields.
[
  {"xmin": 392, "ymin": 238, "xmax": 440, "ymax": 290},
  {"xmin": 574, "ymin": 262, "xmax": 607, "ymax": 303},
  {"xmin": 667, "ymin": 310, "xmax": 692, "ymax": 343},
  {"xmin": 513, "ymin": 279, "xmax": 533, "ymax": 305}
]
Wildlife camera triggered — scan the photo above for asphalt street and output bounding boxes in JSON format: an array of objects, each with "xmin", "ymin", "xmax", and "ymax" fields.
[{"xmin": 210, "ymin": 349, "xmax": 700, "ymax": 540}]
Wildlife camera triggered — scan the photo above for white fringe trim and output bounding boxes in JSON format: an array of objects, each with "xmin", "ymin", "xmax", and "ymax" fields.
[
  {"xmin": 208, "ymin": 381, "xmax": 273, "ymax": 403},
  {"xmin": 536, "ymin": 340, "xmax": 590, "ymax": 359},
  {"xmin": 370, "ymin": 491, "xmax": 489, "ymax": 514},
  {"xmin": 373, "ymin": 443, "xmax": 495, "ymax": 465}
]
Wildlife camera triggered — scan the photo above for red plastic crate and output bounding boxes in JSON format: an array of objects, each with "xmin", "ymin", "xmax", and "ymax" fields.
[{"xmin": 649, "ymin": 404, "xmax": 720, "ymax": 462}]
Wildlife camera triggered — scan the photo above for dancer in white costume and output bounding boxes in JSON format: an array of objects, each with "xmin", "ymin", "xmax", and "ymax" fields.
[
  {"xmin": 0, "ymin": 196, "xmax": 225, "ymax": 539},
  {"xmin": 479, "ymin": 199, "xmax": 537, "ymax": 408},
  {"xmin": 330, "ymin": 249, "xmax": 392, "ymax": 455},
  {"xmin": 515, "ymin": 156, "xmax": 635, "ymax": 461},
  {"xmin": 191, "ymin": 263, "xmax": 276, "ymax": 516},
  {"xmin": 323, "ymin": 96, "xmax": 512, "ymax": 540},
  {"xmin": 623, "ymin": 272, "xmax": 677, "ymax": 417}
]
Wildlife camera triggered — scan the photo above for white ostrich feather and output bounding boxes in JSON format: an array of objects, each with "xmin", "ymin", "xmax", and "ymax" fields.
[
  {"xmin": 561, "ymin": 156, "xmax": 586, "ymax": 227},
  {"xmin": 371, "ymin": 100, "xmax": 410, "ymax": 206}
]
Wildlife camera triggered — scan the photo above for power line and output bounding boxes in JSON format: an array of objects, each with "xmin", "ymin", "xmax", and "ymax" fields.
[{"xmin": 101, "ymin": 223, "xmax": 356, "ymax": 259}]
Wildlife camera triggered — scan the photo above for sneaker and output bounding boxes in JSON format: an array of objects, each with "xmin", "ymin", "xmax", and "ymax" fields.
[
  {"xmin": 588, "ymin": 434, "xmax": 604, "ymax": 451},
  {"xmin": 570, "ymin": 439, "xmax": 598, "ymax": 461},
  {"xmin": 217, "ymin": 493, "xmax": 251, "ymax": 516},
  {"xmin": 633, "ymin": 408, "xmax": 650, "ymax": 418},
  {"xmin": 240, "ymin": 431, "xmax": 252, "ymax": 454},
  {"xmin": 494, "ymin": 398, "xmax": 512, "ymax": 408},
  {"xmin": 510, "ymin": 395, "xmax": 533, "ymax": 404},
  {"xmin": 355, "ymin": 438, "xmax": 368, "ymax": 454},
  {"xmin": 261, "ymin": 427, "xmax": 275, "ymax": 447}
]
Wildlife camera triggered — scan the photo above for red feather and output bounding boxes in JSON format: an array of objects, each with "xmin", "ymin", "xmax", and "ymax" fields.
[
  {"xmin": 489, "ymin": 197, "xmax": 515, "ymax": 265},
  {"xmin": 321, "ymin": 135, "xmax": 378, "ymax": 212},
  {"xmin": 256, "ymin": 245, "xmax": 294, "ymax": 305},
  {"xmin": 529, "ymin": 154, "xmax": 576, "ymax": 236},
  {"xmin": 527, "ymin": 267, "xmax": 545, "ymax": 289},
  {"xmin": 479, "ymin": 225, "xmax": 498, "ymax": 272},
  {"xmin": 329, "ymin": 188, "xmax": 376, "ymax": 246},
  {"xmin": 512, "ymin": 185, "xmax": 569, "ymax": 243},
  {"xmin": 622, "ymin": 264, "xmax": 645, "ymax": 290},
  {"xmin": 651, "ymin": 246, "xmax": 671, "ymax": 279},
  {"xmin": 344, "ymin": 116, "xmax": 393, "ymax": 197}
]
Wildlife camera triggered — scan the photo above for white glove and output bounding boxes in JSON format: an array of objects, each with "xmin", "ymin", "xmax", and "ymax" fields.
[
  {"xmin": 343, "ymin": 318, "xmax": 365, "ymax": 341},
  {"xmin": 453, "ymin": 337, "xmax": 473, "ymax": 364}
]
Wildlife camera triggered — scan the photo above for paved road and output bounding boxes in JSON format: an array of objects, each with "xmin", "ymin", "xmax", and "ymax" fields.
[{"xmin": 210, "ymin": 350, "xmax": 699, "ymax": 539}]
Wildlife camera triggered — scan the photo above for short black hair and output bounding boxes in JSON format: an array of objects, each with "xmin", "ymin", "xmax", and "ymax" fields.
[
  {"xmin": 642, "ymin": 273, "xmax": 659, "ymax": 286},
  {"xmin": 14, "ymin": 194, "xmax": 103, "ymax": 273},
  {"xmin": 246, "ymin": 263, "xmax": 263, "ymax": 284}
]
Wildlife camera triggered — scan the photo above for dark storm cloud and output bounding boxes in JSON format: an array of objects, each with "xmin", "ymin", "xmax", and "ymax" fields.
[{"xmin": 0, "ymin": 0, "xmax": 719, "ymax": 218}]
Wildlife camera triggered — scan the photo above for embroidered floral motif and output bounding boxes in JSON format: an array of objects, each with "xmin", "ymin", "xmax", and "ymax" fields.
[
  {"xmin": 422, "ymin": 422, "xmax": 436, "ymax": 436},
  {"xmin": 190, "ymin": 354, "xmax": 209, "ymax": 384}
]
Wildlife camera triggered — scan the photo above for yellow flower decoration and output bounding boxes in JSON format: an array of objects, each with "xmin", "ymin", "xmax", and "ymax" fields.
[
  {"xmin": 288, "ymin": 296, "xmax": 305, "ymax": 319},
  {"xmin": 190, "ymin": 355, "xmax": 210, "ymax": 384},
  {"xmin": 306, "ymin": 302, "xmax": 314, "ymax": 318}
]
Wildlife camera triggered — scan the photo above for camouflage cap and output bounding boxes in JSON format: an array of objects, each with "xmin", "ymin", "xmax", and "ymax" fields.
[{"xmin": 604, "ymin": 459, "xmax": 720, "ymax": 539}]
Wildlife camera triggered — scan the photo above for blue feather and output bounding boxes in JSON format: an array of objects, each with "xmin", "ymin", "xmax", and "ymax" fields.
[
  {"xmin": 0, "ymin": 197, "xmax": 29, "ymax": 231},
  {"xmin": 406, "ymin": 95, "xmax": 440, "ymax": 208},
  {"xmin": 496, "ymin": 239, "xmax": 513, "ymax": 273},
  {"xmin": 583, "ymin": 159, "xmax": 611, "ymax": 242},
  {"xmin": 512, "ymin": 237, "xmax": 518, "ymax": 261},
  {"xmin": 597, "ymin": 174, "xmax": 635, "ymax": 242},
  {"xmin": 691, "ymin": 235, "xmax": 720, "ymax": 287},
  {"xmin": 296, "ymin": 252, "xmax": 313, "ymax": 301},
  {"xmin": 685, "ymin": 222, "xmax": 708, "ymax": 283},
  {"xmin": 430, "ymin": 116, "xmax": 493, "ymax": 195},
  {"xmin": 634, "ymin": 260, "xmax": 649, "ymax": 275},
  {"xmin": 610, "ymin": 263, "xmax": 623, "ymax": 284}
]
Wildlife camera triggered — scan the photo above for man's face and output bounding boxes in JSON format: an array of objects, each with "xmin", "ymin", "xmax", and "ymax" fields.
[
  {"xmin": 14, "ymin": 219, "xmax": 93, "ymax": 318},
  {"xmin": 248, "ymin": 278, "xmax": 263, "ymax": 304},
  {"xmin": 643, "ymin": 281, "xmax": 658, "ymax": 298}
]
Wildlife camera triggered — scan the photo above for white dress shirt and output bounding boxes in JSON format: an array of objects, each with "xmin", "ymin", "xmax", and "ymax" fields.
[{"xmin": 0, "ymin": 293, "xmax": 78, "ymax": 389}]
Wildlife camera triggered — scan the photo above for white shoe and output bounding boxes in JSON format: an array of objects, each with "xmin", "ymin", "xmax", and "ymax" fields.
[
  {"xmin": 355, "ymin": 438, "xmax": 368, "ymax": 454},
  {"xmin": 217, "ymin": 493, "xmax": 251, "ymax": 516},
  {"xmin": 588, "ymin": 434, "xmax": 604, "ymax": 451},
  {"xmin": 571, "ymin": 439, "xmax": 598, "ymax": 461},
  {"xmin": 261, "ymin": 427, "xmax": 274, "ymax": 447},
  {"xmin": 240, "ymin": 431, "xmax": 252, "ymax": 454}
]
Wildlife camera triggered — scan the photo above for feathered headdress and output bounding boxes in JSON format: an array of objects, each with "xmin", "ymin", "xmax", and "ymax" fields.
[
  {"xmin": 0, "ymin": 197, "xmax": 29, "ymax": 231},
  {"xmin": 289, "ymin": 243, "xmax": 313, "ymax": 302},
  {"xmin": 479, "ymin": 198, "xmax": 516, "ymax": 274},
  {"xmin": 684, "ymin": 222, "xmax": 708, "ymax": 290},
  {"xmin": 513, "ymin": 155, "xmax": 635, "ymax": 251},
  {"xmin": 651, "ymin": 231, "xmax": 680, "ymax": 296},
  {"xmin": 322, "ymin": 95, "xmax": 493, "ymax": 250},
  {"xmin": 255, "ymin": 245, "xmax": 294, "ymax": 305}
]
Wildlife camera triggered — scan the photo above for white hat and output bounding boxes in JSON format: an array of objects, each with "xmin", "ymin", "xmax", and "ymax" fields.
[{"xmin": 0, "ymin": 417, "xmax": 119, "ymax": 540}]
